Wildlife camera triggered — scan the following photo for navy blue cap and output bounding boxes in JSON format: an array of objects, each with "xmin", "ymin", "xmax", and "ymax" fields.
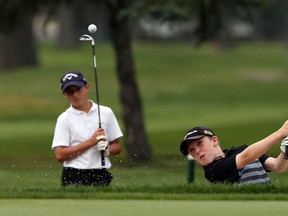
[{"xmin": 60, "ymin": 71, "xmax": 87, "ymax": 92}]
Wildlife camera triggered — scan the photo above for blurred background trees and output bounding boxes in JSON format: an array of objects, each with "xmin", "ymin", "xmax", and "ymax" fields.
[{"xmin": 1, "ymin": 0, "xmax": 288, "ymax": 161}]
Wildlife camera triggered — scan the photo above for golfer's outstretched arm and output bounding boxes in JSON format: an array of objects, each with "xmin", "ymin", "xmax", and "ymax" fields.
[{"xmin": 235, "ymin": 120, "xmax": 288, "ymax": 169}]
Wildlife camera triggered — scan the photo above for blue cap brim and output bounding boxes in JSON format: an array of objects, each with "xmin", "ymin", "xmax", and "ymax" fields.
[{"xmin": 61, "ymin": 81, "xmax": 86, "ymax": 92}]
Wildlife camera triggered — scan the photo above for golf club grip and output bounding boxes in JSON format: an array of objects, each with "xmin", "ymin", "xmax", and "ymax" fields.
[
  {"xmin": 285, "ymin": 146, "xmax": 288, "ymax": 160},
  {"xmin": 101, "ymin": 150, "xmax": 105, "ymax": 166},
  {"xmin": 99, "ymin": 124, "xmax": 105, "ymax": 166}
]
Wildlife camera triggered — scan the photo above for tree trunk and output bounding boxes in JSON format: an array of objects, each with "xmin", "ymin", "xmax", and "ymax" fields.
[
  {"xmin": 107, "ymin": 0, "xmax": 152, "ymax": 161},
  {"xmin": 0, "ymin": 14, "xmax": 37, "ymax": 70},
  {"xmin": 57, "ymin": 2, "xmax": 78, "ymax": 49},
  {"xmin": 279, "ymin": 0, "xmax": 288, "ymax": 45}
]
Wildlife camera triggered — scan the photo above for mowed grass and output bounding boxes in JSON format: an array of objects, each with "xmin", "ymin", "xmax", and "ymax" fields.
[
  {"xmin": 1, "ymin": 200, "xmax": 288, "ymax": 216},
  {"xmin": 1, "ymin": 41, "xmax": 288, "ymax": 199}
]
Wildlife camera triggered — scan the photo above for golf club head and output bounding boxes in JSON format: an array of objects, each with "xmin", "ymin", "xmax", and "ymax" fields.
[{"xmin": 79, "ymin": 34, "xmax": 95, "ymax": 45}]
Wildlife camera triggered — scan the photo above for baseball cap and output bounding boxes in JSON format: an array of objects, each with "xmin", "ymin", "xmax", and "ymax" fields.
[
  {"xmin": 60, "ymin": 71, "xmax": 87, "ymax": 92},
  {"xmin": 180, "ymin": 126, "xmax": 215, "ymax": 156}
]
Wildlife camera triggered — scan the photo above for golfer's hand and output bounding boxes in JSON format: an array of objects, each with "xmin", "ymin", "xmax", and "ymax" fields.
[
  {"xmin": 96, "ymin": 135, "xmax": 108, "ymax": 150},
  {"xmin": 96, "ymin": 140, "xmax": 108, "ymax": 151},
  {"xmin": 96, "ymin": 137, "xmax": 110, "ymax": 156},
  {"xmin": 279, "ymin": 120, "xmax": 288, "ymax": 137},
  {"xmin": 280, "ymin": 136, "xmax": 288, "ymax": 153},
  {"xmin": 89, "ymin": 128, "xmax": 105, "ymax": 145}
]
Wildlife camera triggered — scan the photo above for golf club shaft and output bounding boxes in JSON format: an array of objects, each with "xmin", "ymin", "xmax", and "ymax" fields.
[
  {"xmin": 91, "ymin": 43, "xmax": 105, "ymax": 167},
  {"xmin": 92, "ymin": 42, "xmax": 105, "ymax": 166},
  {"xmin": 91, "ymin": 44, "xmax": 101, "ymax": 128}
]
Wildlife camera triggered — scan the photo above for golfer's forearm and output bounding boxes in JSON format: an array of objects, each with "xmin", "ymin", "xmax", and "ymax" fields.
[
  {"xmin": 265, "ymin": 153, "xmax": 288, "ymax": 172},
  {"xmin": 237, "ymin": 131, "xmax": 282, "ymax": 167},
  {"xmin": 249, "ymin": 131, "xmax": 282, "ymax": 156},
  {"xmin": 55, "ymin": 140, "xmax": 94, "ymax": 162}
]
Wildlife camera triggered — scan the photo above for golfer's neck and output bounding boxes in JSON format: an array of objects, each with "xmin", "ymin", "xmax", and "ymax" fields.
[{"xmin": 72, "ymin": 100, "xmax": 92, "ymax": 113}]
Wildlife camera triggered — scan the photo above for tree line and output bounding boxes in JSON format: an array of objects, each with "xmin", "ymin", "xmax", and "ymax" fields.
[{"xmin": 0, "ymin": 0, "xmax": 287, "ymax": 162}]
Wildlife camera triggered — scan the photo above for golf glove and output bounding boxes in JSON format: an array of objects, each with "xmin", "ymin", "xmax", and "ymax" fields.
[
  {"xmin": 96, "ymin": 136, "xmax": 109, "ymax": 156},
  {"xmin": 280, "ymin": 136, "xmax": 288, "ymax": 153},
  {"xmin": 96, "ymin": 135, "xmax": 106, "ymax": 141}
]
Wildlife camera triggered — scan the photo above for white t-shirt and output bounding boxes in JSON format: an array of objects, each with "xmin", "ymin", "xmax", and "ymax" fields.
[{"xmin": 52, "ymin": 100, "xmax": 123, "ymax": 169}]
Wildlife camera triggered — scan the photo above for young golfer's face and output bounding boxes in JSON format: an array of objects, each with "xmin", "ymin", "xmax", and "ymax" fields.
[
  {"xmin": 63, "ymin": 84, "xmax": 90, "ymax": 109},
  {"xmin": 187, "ymin": 136, "xmax": 219, "ymax": 166}
]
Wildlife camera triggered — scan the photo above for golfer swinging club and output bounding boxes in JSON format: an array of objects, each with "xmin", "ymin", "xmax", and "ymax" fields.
[
  {"xmin": 52, "ymin": 71, "xmax": 122, "ymax": 186},
  {"xmin": 180, "ymin": 121, "xmax": 288, "ymax": 184}
]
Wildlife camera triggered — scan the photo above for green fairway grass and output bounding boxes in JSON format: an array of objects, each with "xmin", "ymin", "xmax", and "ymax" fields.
[
  {"xmin": 1, "ymin": 41, "xmax": 288, "ymax": 198},
  {"xmin": 1, "ymin": 200, "xmax": 288, "ymax": 216}
]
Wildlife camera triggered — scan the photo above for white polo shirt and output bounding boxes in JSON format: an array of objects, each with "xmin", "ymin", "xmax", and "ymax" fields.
[{"xmin": 52, "ymin": 100, "xmax": 123, "ymax": 169}]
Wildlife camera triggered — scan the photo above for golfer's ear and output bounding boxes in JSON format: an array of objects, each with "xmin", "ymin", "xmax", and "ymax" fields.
[
  {"xmin": 212, "ymin": 136, "xmax": 219, "ymax": 146},
  {"xmin": 85, "ymin": 83, "xmax": 91, "ymax": 90}
]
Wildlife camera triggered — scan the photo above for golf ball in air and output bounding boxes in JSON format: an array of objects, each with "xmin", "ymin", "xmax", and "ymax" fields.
[{"xmin": 88, "ymin": 24, "xmax": 97, "ymax": 33}]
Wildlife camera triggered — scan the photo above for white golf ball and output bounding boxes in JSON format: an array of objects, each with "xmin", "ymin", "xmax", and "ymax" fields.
[{"xmin": 88, "ymin": 24, "xmax": 97, "ymax": 33}]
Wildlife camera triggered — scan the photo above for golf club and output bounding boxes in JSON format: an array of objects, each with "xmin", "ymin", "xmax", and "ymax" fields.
[
  {"xmin": 281, "ymin": 136, "xmax": 288, "ymax": 160},
  {"xmin": 79, "ymin": 29, "xmax": 105, "ymax": 167}
]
